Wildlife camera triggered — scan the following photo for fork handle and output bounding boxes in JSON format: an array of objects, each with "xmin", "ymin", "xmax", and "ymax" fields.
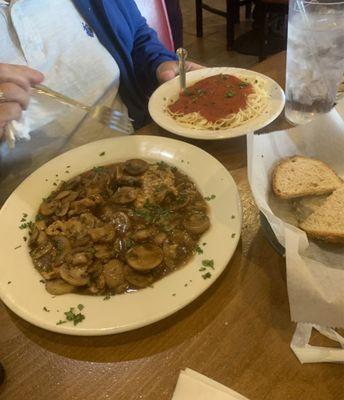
[{"xmin": 34, "ymin": 84, "xmax": 91, "ymax": 112}]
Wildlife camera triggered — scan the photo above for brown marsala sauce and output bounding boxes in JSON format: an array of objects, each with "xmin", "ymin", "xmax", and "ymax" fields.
[{"xmin": 168, "ymin": 74, "xmax": 254, "ymax": 123}]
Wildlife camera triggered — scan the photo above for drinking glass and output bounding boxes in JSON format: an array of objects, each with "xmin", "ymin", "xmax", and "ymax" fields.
[{"xmin": 285, "ymin": 0, "xmax": 344, "ymax": 125}]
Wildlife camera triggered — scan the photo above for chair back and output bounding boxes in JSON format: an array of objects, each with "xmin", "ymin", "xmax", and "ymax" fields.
[{"xmin": 134, "ymin": 0, "xmax": 175, "ymax": 51}]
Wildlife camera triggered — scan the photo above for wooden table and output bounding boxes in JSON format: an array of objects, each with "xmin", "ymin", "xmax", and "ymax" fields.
[{"xmin": 1, "ymin": 52, "xmax": 343, "ymax": 400}]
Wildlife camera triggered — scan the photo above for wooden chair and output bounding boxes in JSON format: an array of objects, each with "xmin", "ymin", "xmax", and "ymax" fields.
[
  {"xmin": 135, "ymin": 0, "xmax": 175, "ymax": 51},
  {"xmin": 257, "ymin": 0, "xmax": 288, "ymax": 60},
  {"xmin": 195, "ymin": 0, "xmax": 253, "ymax": 49}
]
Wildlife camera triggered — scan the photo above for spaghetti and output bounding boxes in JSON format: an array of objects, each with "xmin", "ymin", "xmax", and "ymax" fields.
[{"xmin": 166, "ymin": 74, "xmax": 268, "ymax": 130}]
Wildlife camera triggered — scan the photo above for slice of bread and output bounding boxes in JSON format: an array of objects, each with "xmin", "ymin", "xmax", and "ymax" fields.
[
  {"xmin": 291, "ymin": 194, "xmax": 329, "ymax": 223},
  {"xmin": 272, "ymin": 156, "xmax": 342, "ymax": 199},
  {"xmin": 299, "ymin": 186, "xmax": 344, "ymax": 243}
]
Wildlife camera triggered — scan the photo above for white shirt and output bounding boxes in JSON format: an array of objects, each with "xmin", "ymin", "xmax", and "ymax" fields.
[{"xmin": 0, "ymin": 0, "xmax": 130, "ymax": 203}]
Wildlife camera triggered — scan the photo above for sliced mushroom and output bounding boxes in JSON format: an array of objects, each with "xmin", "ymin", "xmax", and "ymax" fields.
[
  {"xmin": 94, "ymin": 244, "xmax": 114, "ymax": 260},
  {"xmin": 88, "ymin": 225, "xmax": 115, "ymax": 242},
  {"xmin": 123, "ymin": 159, "xmax": 149, "ymax": 176},
  {"xmin": 46, "ymin": 279, "xmax": 75, "ymax": 295},
  {"xmin": 154, "ymin": 231, "xmax": 167, "ymax": 245},
  {"xmin": 112, "ymin": 187, "xmax": 138, "ymax": 204},
  {"xmin": 31, "ymin": 241, "xmax": 53, "ymax": 260},
  {"xmin": 40, "ymin": 267, "xmax": 60, "ymax": 280},
  {"xmin": 60, "ymin": 264, "xmax": 89, "ymax": 286},
  {"xmin": 71, "ymin": 252, "xmax": 90, "ymax": 265},
  {"xmin": 52, "ymin": 235, "xmax": 71, "ymax": 262},
  {"xmin": 55, "ymin": 202, "xmax": 70, "ymax": 217},
  {"xmin": 132, "ymin": 227, "xmax": 157, "ymax": 242},
  {"xmin": 103, "ymin": 259, "xmax": 125, "ymax": 289},
  {"xmin": 39, "ymin": 200, "xmax": 57, "ymax": 216},
  {"xmin": 183, "ymin": 212, "xmax": 210, "ymax": 234},
  {"xmin": 88, "ymin": 274, "xmax": 106, "ymax": 294},
  {"xmin": 55, "ymin": 190, "xmax": 72, "ymax": 200},
  {"xmin": 125, "ymin": 244, "xmax": 163, "ymax": 271},
  {"xmin": 124, "ymin": 265, "xmax": 154, "ymax": 288},
  {"xmin": 46, "ymin": 220, "xmax": 65, "ymax": 236}
]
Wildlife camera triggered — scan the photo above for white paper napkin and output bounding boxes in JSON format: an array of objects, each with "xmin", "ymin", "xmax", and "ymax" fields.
[
  {"xmin": 172, "ymin": 369, "xmax": 249, "ymax": 400},
  {"xmin": 247, "ymin": 100, "xmax": 344, "ymax": 363}
]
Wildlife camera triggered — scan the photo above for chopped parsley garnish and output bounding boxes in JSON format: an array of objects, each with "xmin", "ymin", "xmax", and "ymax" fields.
[
  {"xmin": 204, "ymin": 194, "xmax": 216, "ymax": 201},
  {"xmin": 22, "ymin": 213, "xmax": 28, "ymax": 218},
  {"xmin": 103, "ymin": 294, "xmax": 111, "ymax": 300},
  {"xmin": 202, "ymin": 259, "xmax": 214, "ymax": 269},
  {"xmin": 199, "ymin": 267, "xmax": 206, "ymax": 272},
  {"xmin": 125, "ymin": 239, "xmax": 135, "ymax": 249},
  {"xmin": 202, "ymin": 242, "xmax": 207, "ymax": 246},
  {"xmin": 231, "ymin": 233, "xmax": 236, "ymax": 238},
  {"xmin": 39, "ymin": 279, "xmax": 45, "ymax": 284},
  {"xmin": 19, "ymin": 221, "xmax": 33, "ymax": 230},
  {"xmin": 23, "ymin": 236, "xmax": 27, "ymax": 242},
  {"xmin": 43, "ymin": 306, "xmax": 50, "ymax": 312},
  {"xmin": 156, "ymin": 161, "xmax": 168, "ymax": 169},
  {"xmin": 14, "ymin": 245, "xmax": 22, "ymax": 250},
  {"xmin": 131, "ymin": 202, "xmax": 171, "ymax": 224},
  {"xmin": 57, "ymin": 305, "xmax": 85, "ymax": 326},
  {"xmin": 7, "ymin": 281, "xmax": 11, "ymax": 284},
  {"xmin": 225, "ymin": 90, "xmax": 235, "ymax": 98},
  {"xmin": 202, "ymin": 272, "xmax": 212, "ymax": 279},
  {"xmin": 35, "ymin": 214, "xmax": 44, "ymax": 221},
  {"xmin": 92, "ymin": 166, "xmax": 106, "ymax": 173},
  {"xmin": 99, "ymin": 151, "xmax": 106, "ymax": 156},
  {"xmin": 239, "ymin": 82, "xmax": 249, "ymax": 88},
  {"xmin": 195, "ymin": 245, "xmax": 203, "ymax": 255},
  {"xmin": 231, "ymin": 215, "xmax": 235, "ymax": 219}
]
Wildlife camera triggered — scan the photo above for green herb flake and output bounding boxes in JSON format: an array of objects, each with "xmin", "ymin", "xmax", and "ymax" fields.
[
  {"xmin": 39, "ymin": 279, "xmax": 45, "ymax": 284},
  {"xmin": 7, "ymin": 281, "xmax": 11, "ymax": 284},
  {"xmin": 202, "ymin": 242, "xmax": 207, "ymax": 246},
  {"xmin": 239, "ymin": 82, "xmax": 249, "ymax": 89},
  {"xmin": 22, "ymin": 213, "xmax": 28, "ymax": 218},
  {"xmin": 92, "ymin": 166, "xmax": 106, "ymax": 173},
  {"xmin": 204, "ymin": 194, "xmax": 216, "ymax": 201},
  {"xmin": 199, "ymin": 267, "xmax": 206, "ymax": 272},
  {"xmin": 77, "ymin": 304, "xmax": 84, "ymax": 311},
  {"xmin": 99, "ymin": 151, "xmax": 106, "ymax": 156},
  {"xmin": 184, "ymin": 283, "xmax": 188, "ymax": 287},
  {"xmin": 195, "ymin": 245, "xmax": 203, "ymax": 255},
  {"xmin": 43, "ymin": 306, "xmax": 50, "ymax": 312},
  {"xmin": 225, "ymin": 90, "xmax": 235, "ymax": 98},
  {"xmin": 35, "ymin": 214, "xmax": 44, "ymax": 221},
  {"xmin": 231, "ymin": 233, "xmax": 236, "ymax": 238},
  {"xmin": 202, "ymin": 272, "xmax": 212, "ymax": 279},
  {"xmin": 103, "ymin": 294, "xmax": 111, "ymax": 300},
  {"xmin": 202, "ymin": 259, "xmax": 214, "ymax": 269},
  {"xmin": 59, "ymin": 306, "xmax": 86, "ymax": 326},
  {"xmin": 231, "ymin": 215, "xmax": 235, "ymax": 219},
  {"xmin": 172, "ymin": 293, "xmax": 176, "ymax": 297},
  {"xmin": 14, "ymin": 245, "xmax": 22, "ymax": 250},
  {"xmin": 56, "ymin": 320, "xmax": 67, "ymax": 325}
]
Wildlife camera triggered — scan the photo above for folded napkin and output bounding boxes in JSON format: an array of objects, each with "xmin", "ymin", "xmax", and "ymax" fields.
[{"xmin": 172, "ymin": 369, "xmax": 249, "ymax": 400}]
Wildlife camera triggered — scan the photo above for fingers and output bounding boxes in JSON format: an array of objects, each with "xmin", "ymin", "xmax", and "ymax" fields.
[
  {"xmin": 0, "ymin": 82, "xmax": 30, "ymax": 109},
  {"xmin": 0, "ymin": 102, "xmax": 22, "ymax": 122},
  {"xmin": 0, "ymin": 63, "xmax": 44, "ymax": 91}
]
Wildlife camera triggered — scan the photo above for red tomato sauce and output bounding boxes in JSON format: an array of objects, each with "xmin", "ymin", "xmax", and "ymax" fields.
[{"xmin": 168, "ymin": 74, "xmax": 253, "ymax": 123}]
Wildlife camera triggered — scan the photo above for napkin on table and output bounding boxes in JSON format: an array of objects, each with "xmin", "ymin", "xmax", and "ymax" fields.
[{"xmin": 172, "ymin": 369, "xmax": 249, "ymax": 400}]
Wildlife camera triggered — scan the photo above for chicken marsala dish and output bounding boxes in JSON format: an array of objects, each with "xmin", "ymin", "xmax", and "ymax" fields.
[{"xmin": 28, "ymin": 159, "xmax": 211, "ymax": 296}]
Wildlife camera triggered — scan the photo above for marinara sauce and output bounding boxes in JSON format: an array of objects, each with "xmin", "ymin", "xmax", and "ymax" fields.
[{"xmin": 168, "ymin": 74, "xmax": 253, "ymax": 123}]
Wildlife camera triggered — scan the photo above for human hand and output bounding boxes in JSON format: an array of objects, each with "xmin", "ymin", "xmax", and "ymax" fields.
[
  {"xmin": 156, "ymin": 60, "xmax": 204, "ymax": 84},
  {"xmin": 0, "ymin": 63, "xmax": 44, "ymax": 139}
]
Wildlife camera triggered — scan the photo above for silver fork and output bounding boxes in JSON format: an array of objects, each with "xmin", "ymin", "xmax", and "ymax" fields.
[{"xmin": 34, "ymin": 84, "xmax": 133, "ymax": 134}]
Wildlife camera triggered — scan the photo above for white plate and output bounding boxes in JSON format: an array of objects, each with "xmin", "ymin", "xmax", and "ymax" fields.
[
  {"xmin": 0, "ymin": 135, "xmax": 241, "ymax": 336},
  {"xmin": 149, "ymin": 67, "xmax": 285, "ymax": 140}
]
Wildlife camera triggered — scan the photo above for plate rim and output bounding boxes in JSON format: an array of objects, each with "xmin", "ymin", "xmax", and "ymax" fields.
[
  {"xmin": 148, "ymin": 67, "xmax": 285, "ymax": 140},
  {"xmin": 0, "ymin": 135, "xmax": 242, "ymax": 336}
]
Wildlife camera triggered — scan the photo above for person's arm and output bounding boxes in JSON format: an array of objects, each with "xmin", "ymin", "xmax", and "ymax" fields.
[{"xmin": 0, "ymin": 64, "xmax": 44, "ymax": 139}]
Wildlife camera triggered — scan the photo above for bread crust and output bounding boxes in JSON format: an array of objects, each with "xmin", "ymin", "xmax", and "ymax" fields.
[{"xmin": 272, "ymin": 155, "xmax": 342, "ymax": 199}]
